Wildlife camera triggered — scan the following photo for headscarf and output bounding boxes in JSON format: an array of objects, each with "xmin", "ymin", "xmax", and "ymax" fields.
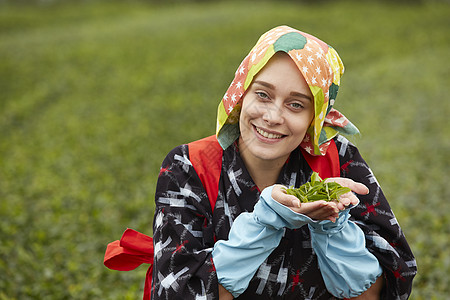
[{"xmin": 216, "ymin": 25, "xmax": 359, "ymax": 156}]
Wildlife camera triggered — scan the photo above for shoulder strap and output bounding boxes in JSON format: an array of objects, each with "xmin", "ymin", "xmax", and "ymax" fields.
[
  {"xmin": 104, "ymin": 136, "xmax": 223, "ymax": 300},
  {"xmin": 300, "ymin": 139, "xmax": 340, "ymax": 179},
  {"xmin": 188, "ymin": 135, "xmax": 224, "ymax": 213}
]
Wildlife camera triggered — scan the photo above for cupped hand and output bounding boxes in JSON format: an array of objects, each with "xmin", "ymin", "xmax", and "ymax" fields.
[
  {"xmin": 271, "ymin": 185, "xmax": 340, "ymax": 222},
  {"xmin": 271, "ymin": 178, "xmax": 369, "ymax": 222},
  {"xmin": 324, "ymin": 177, "xmax": 369, "ymax": 210}
]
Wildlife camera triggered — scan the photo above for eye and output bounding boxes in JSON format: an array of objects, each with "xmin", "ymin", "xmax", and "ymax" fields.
[
  {"xmin": 255, "ymin": 91, "xmax": 270, "ymax": 100},
  {"xmin": 289, "ymin": 102, "xmax": 305, "ymax": 110}
]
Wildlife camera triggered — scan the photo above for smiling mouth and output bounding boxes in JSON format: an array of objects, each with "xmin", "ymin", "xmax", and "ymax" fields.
[{"xmin": 255, "ymin": 126, "xmax": 285, "ymax": 139}]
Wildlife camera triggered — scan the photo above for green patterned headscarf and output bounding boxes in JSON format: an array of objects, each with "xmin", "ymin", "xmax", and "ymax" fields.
[{"xmin": 216, "ymin": 25, "xmax": 359, "ymax": 156}]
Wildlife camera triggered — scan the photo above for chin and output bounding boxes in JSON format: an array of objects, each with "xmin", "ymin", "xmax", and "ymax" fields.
[{"xmin": 249, "ymin": 145, "xmax": 290, "ymax": 162}]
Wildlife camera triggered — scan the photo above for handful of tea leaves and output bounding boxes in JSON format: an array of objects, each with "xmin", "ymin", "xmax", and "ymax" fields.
[{"xmin": 284, "ymin": 172, "xmax": 351, "ymax": 203}]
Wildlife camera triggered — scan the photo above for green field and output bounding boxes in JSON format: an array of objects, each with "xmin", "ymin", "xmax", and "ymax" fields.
[{"xmin": 1, "ymin": 0, "xmax": 449, "ymax": 299}]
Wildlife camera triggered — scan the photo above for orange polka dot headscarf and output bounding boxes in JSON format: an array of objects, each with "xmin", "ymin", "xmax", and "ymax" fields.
[{"xmin": 216, "ymin": 25, "xmax": 359, "ymax": 156}]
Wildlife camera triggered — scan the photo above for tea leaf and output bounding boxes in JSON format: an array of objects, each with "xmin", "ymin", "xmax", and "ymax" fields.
[{"xmin": 284, "ymin": 172, "xmax": 351, "ymax": 203}]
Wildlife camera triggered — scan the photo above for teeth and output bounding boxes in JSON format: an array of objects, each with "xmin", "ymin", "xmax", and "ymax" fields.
[{"xmin": 256, "ymin": 127, "xmax": 283, "ymax": 139}]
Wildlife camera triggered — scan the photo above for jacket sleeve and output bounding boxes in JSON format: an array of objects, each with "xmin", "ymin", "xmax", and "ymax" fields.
[
  {"xmin": 308, "ymin": 206, "xmax": 382, "ymax": 298},
  {"xmin": 151, "ymin": 144, "xmax": 219, "ymax": 300},
  {"xmin": 212, "ymin": 186, "xmax": 310, "ymax": 297},
  {"xmin": 335, "ymin": 135, "xmax": 417, "ymax": 299}
]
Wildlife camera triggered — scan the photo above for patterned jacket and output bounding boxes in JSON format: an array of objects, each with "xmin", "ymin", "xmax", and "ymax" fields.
[{"xmin": 151, "ymin": 135, "xmax": 417, "ymax": 299}]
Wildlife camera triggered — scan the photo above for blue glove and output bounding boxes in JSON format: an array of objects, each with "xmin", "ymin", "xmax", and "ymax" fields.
[
  {"xmin": 308, "ymin": 206, "xmax": 383, "ymax": 298},
  {"xmin": 212, "ymin": 186, "xmax": 382, "ymax": 298}
]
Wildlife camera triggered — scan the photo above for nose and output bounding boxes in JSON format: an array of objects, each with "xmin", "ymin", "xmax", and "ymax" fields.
[{"xmin": 262, "ymin": 103, "xmax": 284, "ymax": 125}]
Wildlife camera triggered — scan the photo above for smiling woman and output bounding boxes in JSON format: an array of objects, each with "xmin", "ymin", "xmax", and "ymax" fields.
[{"xmin": 105, "ymin": 25, "xmax": 416, "ymax": 300}]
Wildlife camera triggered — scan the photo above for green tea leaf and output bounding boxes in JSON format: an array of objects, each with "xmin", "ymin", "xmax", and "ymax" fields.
[{"xmin": 284, "ymin": 172, "xmax": 352, "ymax": 203}]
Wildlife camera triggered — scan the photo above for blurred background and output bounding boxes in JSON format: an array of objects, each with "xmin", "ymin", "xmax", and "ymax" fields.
[{"xmin": 0, "ymin": 0, "xmax": 449, "ymax": 299}]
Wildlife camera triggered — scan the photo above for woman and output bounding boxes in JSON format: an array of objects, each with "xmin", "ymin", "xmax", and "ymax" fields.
[{"xmin": 138, "ymin": 26, "xmax": 416, "ymax": 299}]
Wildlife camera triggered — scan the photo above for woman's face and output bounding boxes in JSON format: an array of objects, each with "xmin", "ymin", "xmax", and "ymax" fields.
[{"xmin": 238, "ymin": 52, "xmax": 314, "ymax": 165}]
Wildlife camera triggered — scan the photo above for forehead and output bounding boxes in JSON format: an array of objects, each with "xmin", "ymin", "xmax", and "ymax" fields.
[
  {"xmin": 255, "ymin": 52, "xmax": 301, "ymax": 76},
  {"xmin": 251, "ymin": 52, "xmax": 310, "ymax": 92}
]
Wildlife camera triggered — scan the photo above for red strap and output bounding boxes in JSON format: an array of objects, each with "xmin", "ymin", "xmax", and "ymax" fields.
[
  {"xmin": 300, "ymin": 139, "xmax": 340, "ymax": 179},
  {"xmin": 143, "ymin": 265, "xmax": 153, "ymax": 300},
  {"xmin": 188, "ymin": 135, "xmax": 223, "ymax": 212}
]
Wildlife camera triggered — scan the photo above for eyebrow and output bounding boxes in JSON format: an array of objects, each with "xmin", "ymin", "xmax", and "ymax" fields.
[{"xmin": 253, "ymin": 80, "xmax": 312, "ymax": 101}]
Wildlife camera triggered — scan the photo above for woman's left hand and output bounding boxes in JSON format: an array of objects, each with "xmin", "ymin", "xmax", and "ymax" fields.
[{"xmin": 324, "ymin": 177, "xmax": 369, "ymax": 210}]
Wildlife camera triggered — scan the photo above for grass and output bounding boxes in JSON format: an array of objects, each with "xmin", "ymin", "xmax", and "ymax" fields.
[{"xmin": 0, "ymin": 0, "xmax": 449, "ymax": 299}]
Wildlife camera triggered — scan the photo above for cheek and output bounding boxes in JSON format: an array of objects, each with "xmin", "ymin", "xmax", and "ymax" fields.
[
  {"xmin": 291, "ymin": 115, "xmax": 314, "ymax": 136},
  {"xmin": 303, "ymin": 107, "xmax": 315, "ymax": 129},
  {"xmin": 240, "ymin": 98, "xmax": 259, "ymax": 122},
  {"xmin": 239, "ymin": 100, "xmax": 260, "ymax": 137}
]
